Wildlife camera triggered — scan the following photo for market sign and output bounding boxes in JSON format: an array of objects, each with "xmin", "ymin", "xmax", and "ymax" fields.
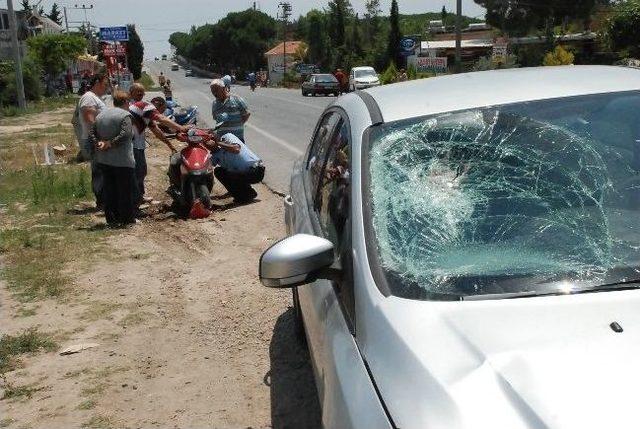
[
  {"xmin": 99, "ymin": 26, "xmax": 129, "ymax": 42},
  {"xmin": 399, "ymin": 37, "xmax": 417, "ymax": 57},
  {"xmin": 416, "ymin": 56, "xmax": 448, "ymax": 73}
]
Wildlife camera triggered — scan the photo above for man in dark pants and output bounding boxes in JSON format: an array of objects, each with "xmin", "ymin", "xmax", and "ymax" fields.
[
  {"xmin": 209, "ymin": 133, "xmax": 265, "ymax": 203},
  {"xmin": 90, "ymin": 90, "xmax": 136, "ymax": 226}
]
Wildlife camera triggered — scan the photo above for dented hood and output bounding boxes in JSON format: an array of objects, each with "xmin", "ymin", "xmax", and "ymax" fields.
[{"xmin": 362, "ymin": 290, "xmax": 640, "ymax": 429}]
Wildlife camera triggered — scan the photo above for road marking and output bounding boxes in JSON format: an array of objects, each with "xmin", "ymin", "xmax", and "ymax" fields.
[{"xmin": 245, "ymin": 122, "xmax": 304, "ymax": 156}]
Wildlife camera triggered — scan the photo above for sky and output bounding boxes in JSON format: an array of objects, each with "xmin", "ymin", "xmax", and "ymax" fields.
[{"xmin": 6, "ymin": 0, "xmax": 486, "ymax": 59}]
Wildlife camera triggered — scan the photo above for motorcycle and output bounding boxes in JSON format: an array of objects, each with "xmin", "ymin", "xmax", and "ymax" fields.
[
  {"xmin": 167, "ymin": 127, "xmax": 218, "ymax": 219},
  {"xmin": 250, "ymin": 81, "xmax": 256, "ymax": 91},
  {"xmin": 161, "ymin": 100, "xmax": 198, "ymax": 135}
]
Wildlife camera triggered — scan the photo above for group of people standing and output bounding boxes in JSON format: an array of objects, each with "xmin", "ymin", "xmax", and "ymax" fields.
[{"xmin": 72, "ymin": 71, "xmax": 264, "ymax": 227}]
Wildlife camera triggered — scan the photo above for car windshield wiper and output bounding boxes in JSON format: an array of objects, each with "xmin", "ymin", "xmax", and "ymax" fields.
[{"xmin": 461, "ymin": 279, "xmax": 640, "ymax": 301}]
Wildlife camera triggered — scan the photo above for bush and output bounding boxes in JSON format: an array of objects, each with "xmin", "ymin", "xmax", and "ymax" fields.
[
  {"xmin": 543, "ymin": 45, "xmax": 575, "ymax": 66},
  {"xmin": 0, "ymin": 59, "xmax": 43, "ymax": 106},
  {"xmin": 380, "ymin": 62, "xmax": 398, "ymax": 85},
  {"xmin": 513, "ymin": 44, "xmax": 547, "ymax": 67},
  {"xmin": 606, "ymin": 0, "xmax": 640, "ymax": 59},
  {"xmin": 473, "ymin": 54, "xmax": 519, "ymax": 71}
]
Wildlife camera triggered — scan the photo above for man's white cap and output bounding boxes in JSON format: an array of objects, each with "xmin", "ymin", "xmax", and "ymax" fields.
[
  {"xmin": 210, "ymin": 78, "xmax": 225, "ymax": 89},
  {"xmin": 222, "ymin": 75, "xmax": 232, "ymax": 87}
]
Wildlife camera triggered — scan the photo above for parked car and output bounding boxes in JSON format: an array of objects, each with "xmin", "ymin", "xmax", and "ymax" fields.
[
  {"xmin": 259, "ymin": 66, "xmax": 640, "ymax": 428},
  {"xmin": 161, "ymin": 54, "xmax": 167, "ymax": 60},
  {"xmin": 349, "ymin": 66, "xmax": 380, "ymax": 91},
  {"xmin": 302, "ymin": 74, "xmax": 340, "ymax": 97},
  {"xmin": 171, "ymin": 63, "xmax": 179, "ymax": 71},
  {"xmin": 185, "ymin": 69, "xmax": 194, "ymax": 77}
]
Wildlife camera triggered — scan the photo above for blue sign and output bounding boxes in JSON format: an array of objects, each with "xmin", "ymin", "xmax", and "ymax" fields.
[
  {"xmin": 399, "ymin": 37, "xmax": 416, "ymax": 57},
  {"xmin": 99, "ymin": 26, "xmax": 129, "ymax": 42}
]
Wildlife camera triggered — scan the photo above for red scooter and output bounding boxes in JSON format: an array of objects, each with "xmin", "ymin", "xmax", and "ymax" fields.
[{"xmin": 167, "ymin": 127, "xmax": 217, "ymax": 219}]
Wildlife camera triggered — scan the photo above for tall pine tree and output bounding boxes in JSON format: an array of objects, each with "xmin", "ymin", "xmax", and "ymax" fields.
[
  {"xmin": 48, "ymin": 3, "xmax": 63, "ymax": 26},
  {"xmin": 126, "ymin": 24, "xmax": 144, "ymax": 80},
  {"xmin": 20, "ymin": 0, "xmax": 31, "ymax": 11},
  {"xmin": 387, "ymin": 0, "xmax": 401, "ymax": 67}
]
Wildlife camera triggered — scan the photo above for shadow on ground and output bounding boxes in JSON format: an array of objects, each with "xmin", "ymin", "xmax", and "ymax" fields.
[{"xmin": 268, "ymin": 307, "xmax": 322, "ymax": 429}]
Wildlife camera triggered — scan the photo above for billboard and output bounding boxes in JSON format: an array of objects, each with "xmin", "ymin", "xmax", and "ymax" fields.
[
  {"xmin": 99, "ymin": 26, "xmax": 129, "ymax": 42},
  {"xmin": 399, "ymin": 37, "xmax": 417, "ymax": 57},
  {"xmin": 416, "ymin": 57, "xmax": 448, "ymax": 73}
]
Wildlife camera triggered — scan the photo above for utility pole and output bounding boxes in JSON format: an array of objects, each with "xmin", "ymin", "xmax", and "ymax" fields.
[
  {"xmin": 63, "ymin": 6, "xmax": 69, "ymax": 32},
  {"xmin": 278, "ymin": 2, "xmax": 291, "ymax": 87},
  {"xmin": 7, "ymin": 0, "xmax": 26, "ymax": 109},
  {"xmin": 455, "ymin": 0, "xmax": 462, "ymax": 73}
]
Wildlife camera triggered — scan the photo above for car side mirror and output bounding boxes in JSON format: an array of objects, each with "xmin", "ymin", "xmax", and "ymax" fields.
[{"xmin": 260, "ymin": 234, "xmax": 334, "ymax": 288}]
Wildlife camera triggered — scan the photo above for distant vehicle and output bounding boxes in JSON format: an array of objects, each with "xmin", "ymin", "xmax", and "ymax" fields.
[
  {"xmin": 185, "ymin": 69, "xmax": 194, "ymax": 77},
  {"xmin": 154, "ymin": 56, "xmax": 159, "ymax": 61},
  {"xmin": 171, "ymin": 63, "xmax": 179, "ymax": 71},
  {"xmin": 349, "ymin": 66, "xmax": 380, "ymax": 91},
  {"xmin": 259, "ymin": 66, "xmax": 640, "ymax": 428},
  {"xmin": 301, "ymin": 74, "xmax": 339, "ymax": 97},
  {"xmin": 161, "ymin": 54, "xmax": 168, "ymax": 60}
]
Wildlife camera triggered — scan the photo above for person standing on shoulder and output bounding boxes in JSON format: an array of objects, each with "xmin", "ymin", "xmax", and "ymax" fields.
[
  {"xmin": 128, "ymin": 84, "xmax": 185, "ymax": 205},
  {"xmin": 210, "ymin": 79, "xmax": 250, "ymax": 142},
  {"xmin": 73, "ymin": 73, "xmax": 110, "ymax": 209},
  {"xmin": 163, "ymin": 79, "xmax": 173, "ymax": 101},
  {"xmin": 89, "ymin": 90, "xmax": 136, "ymax": 227},
  {"xmin": 158, "ymin": 71, "xmax": 166, "ymax": 87}
]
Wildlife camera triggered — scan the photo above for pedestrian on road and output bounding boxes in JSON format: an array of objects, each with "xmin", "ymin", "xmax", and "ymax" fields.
[
  {"xmin": 208, "ymin": 133, "xmax": 264, "ymax": 204},
  {"xmin": 89, "ymin": 90, "xmax": 136, "ymax": 227},
  {"xmin": 128, "ymin": 84, "xmax": 185, "ymax": 206},
  {"xmin": 334, "ymin": 68, "xmax": 347, "ymax": 94},
  {"xmin": 72, "ymin": 72, "xmax": 110, "ymax": 209},
  {"xmin": 158, "ymin": 72, "xmax": 166, "ymax": 87},
  {"xmin": 210, "ymin": 79, "xmax": 250, "ymax": 142},
  {"xmin": 163, "ymin": 79, "xmax": 173, "ymax": 101}
]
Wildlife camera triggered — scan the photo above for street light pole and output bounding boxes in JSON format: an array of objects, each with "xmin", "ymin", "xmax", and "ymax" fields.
[
  {"xmin": 7, "ymin": 0, "xmax": 26, "ymax": 109},
  {"xmin": 63, "ymin": 6, "xmax": 69, "ymax": 32},
  {"xmin": 278, "ymin": 2, "xmax": 291, "ymax": 87},
  {"xmin": 455, "ymin": 0, "xmax": 462, "ymax": 73}
]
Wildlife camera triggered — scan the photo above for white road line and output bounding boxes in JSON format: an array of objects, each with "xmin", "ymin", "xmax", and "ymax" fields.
[{"xmin": 245, "ymin": 122, "xmax": 304, "ymax": 156}]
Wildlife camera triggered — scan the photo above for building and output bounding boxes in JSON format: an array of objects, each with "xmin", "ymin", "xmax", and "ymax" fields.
[
  {"xmin": 0, "ymin": 9, "xmax": 63, "ymax": 60},
  {"xmin": 265, "ymin": 40, "xmax": 303, "ymax": 85}
]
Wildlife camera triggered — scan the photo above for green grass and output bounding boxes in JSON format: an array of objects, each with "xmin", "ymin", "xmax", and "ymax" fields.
[
  {"xmin": 77, "ymin": 399, "xmax": 97, "ymax": 410},
  {"xmin": 0, "ymin": 328, "xmax": 56, "ymax": 373},
  {"xmin": 0, "ymin": 95, "xmax": 77, "ymax": 120},
  {"xmin": 0, "ymin": 418, "xmax": 15, "ymax": 427},
  {"xmin": 1, "ymin": 381, "xmax": 42, "ymax": 400},
  {"xmin": 137, "ymin": 72, "xmax": 161, "ymax": 92},
  {"xmin": 81, "ymin": 415, "xmax": 115, "ymax": 429}
]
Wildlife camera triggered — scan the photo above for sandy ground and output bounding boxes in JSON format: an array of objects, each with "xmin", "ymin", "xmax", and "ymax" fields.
[{"xmin": 0, "ymin": 121, "xmax": 321, "ymax": 428}]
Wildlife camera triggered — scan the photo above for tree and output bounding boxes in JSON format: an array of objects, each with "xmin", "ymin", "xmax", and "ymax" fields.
[
  {"xmin": 26, "ymin": 33, "xmax": 86, "ymax": 94},
  {"xmin": 294, "ymin": 41, "xmax": 309, "ymax": 62},
  {"xmin": 347, "ymin": 14, "xmax": 363, "ymax": 57},
  {"xmin": 606, "ymin": 0, "xmax": 640, "ymax": 59},
  {"xmin": 48, "ymin": 3, "xmax": 63, "ymax": 26},
  {"xmin": 543, "ymin": 45, "xmax": 575, "ymax": 65},
  {"xmin": 305, "ymin": 10, "xmax": 328, "ymax": 66},
  {"xmin": 126, "ymin": 25, "xmax": 144, "ymax": 80},
  {"xmin": 20, "ymin": 0, "xmax": 30, "ymax": 11},
  {"xmin": 328, "ymin": 0, "xmax": 350, "ymax": 48},
  {"xmin": 387, "ymin": 0, "xmax": 401, "ymax": 67},
  {"xmin": 441, "ymin": 5, "xmax": 447, "ymax": 23}
]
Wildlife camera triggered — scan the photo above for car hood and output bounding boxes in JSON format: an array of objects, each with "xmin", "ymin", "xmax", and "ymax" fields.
[{"xmin": 362, "ymin": 290, "xmax": 640, "ymax": 429}]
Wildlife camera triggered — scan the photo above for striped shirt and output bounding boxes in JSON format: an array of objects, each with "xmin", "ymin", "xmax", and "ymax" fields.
[
  {"xmin": 129, "ymin": 101, "xmax": 162, "ymax": 150},
  {"xmin": 211, "ymin": 94, "xmax": 248, "ymax": 141}
]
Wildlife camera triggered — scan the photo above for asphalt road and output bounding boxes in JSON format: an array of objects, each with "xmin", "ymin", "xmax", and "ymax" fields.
[{"xmin": 146, "ymin": 61, "xmax": 335, "ymax": 193}]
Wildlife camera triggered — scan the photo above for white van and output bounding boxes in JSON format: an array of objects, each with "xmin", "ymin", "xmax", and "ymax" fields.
[
  {"xmin": 171, "ymin": 63, "xmax": 179, "ymax": 71},
  {"xmin": 349, "ymin": 66, "xmax": 380, "ymax": 91}
]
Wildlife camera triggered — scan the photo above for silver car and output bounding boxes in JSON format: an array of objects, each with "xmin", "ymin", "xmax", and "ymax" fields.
[{"xmin": 260, "ymin": 66, "xmax": 640, "ymax": 429}]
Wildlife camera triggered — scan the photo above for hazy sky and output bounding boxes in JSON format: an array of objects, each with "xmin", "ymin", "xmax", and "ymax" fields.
[{"xmin": 8, "ymin": 0, "xmax": 486, "ymax": 59}]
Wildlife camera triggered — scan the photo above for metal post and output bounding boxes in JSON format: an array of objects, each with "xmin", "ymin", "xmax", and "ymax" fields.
[
  {"xmin": 63, "ymin": 6, "xmax": 69, "ymax": 32},
  {"xmin": 7, "ymin": 0, "xmax": 26, "ymax": 109},
  {"xmin": 455, "ymin": 0, "xmax": 462, "ymax": 73},
  {"xmin": 278, "ymin": 2, "xmax": 291, "ymax": 87}
]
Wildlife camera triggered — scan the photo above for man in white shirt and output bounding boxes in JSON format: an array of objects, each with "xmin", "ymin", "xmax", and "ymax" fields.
[{"xmin": 74, "ymin": 73, "xmax": 110, "ymax": 208}]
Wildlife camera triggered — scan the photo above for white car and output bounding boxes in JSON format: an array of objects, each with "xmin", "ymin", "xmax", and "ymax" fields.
[
  {"xmin": 349, "ymin": 66, "xmax": 380, "ymax": 91},
  {"xmin": 260, "ymin": 66, "xmax": 640, "ymax": 428}
]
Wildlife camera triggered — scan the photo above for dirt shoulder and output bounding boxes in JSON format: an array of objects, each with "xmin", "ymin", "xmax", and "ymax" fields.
[{"xmin": 0, "ymin": 112, "xmax": 320, "ymax": 428}]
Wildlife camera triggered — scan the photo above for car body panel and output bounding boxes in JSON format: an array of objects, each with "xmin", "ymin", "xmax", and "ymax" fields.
[
  {"xmin": 302, "ymin": 74, "xmax": 340, "ymax": 95},
  {"xmin": 287, "ymin": 95, "xmax": 391, "ymax": 428}
]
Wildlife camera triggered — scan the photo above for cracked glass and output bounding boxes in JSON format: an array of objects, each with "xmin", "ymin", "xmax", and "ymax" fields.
[{"xmin": 367, "ymin": 91, "xmax": 640, "ymax": 300}]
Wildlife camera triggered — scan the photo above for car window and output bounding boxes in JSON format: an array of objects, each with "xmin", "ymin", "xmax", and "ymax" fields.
[
  {"xmin": 307, "ymin": 112, "xmax": 341, "ymax": 193},
  {"xmin": 314, "ymin": 119, "xmax": 355, "ymax": 329},
  {"xmin": 316, "ymin": 75, "xmax": 338, "ymax": 83}
]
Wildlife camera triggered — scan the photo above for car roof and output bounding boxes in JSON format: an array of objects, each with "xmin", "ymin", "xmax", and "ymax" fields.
[
  {"xmin": 352, "ymin": 66, "xmax": 375, "ymax": 71},
  {"xmin": 365, "ymin": 65, "xmax": 640, "ymax": 123}
]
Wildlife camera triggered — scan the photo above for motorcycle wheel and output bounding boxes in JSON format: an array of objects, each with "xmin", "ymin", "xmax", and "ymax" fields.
[{"xmin": 196, "ymin": 183, "xmax": 211, "ymax": 209}]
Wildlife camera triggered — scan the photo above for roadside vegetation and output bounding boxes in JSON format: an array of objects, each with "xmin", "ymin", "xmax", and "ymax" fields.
[
  {"xmin": 137, "ymin": 71, "xmax": 161, "ymax": 91},
  {"xmin": 0, "ymin": 122, "xmax": 111, "ymax": 304}
]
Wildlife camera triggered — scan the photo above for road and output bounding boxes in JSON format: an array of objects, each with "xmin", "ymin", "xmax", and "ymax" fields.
[{"xmin": 146, "ymin": 61, "xmax": 335, "ymax": 193}]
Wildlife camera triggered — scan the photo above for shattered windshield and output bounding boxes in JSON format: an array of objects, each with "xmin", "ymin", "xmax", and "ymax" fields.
[{"xmin": 367, "ymin": 91, "xmax": 640, "ymax": 300}]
